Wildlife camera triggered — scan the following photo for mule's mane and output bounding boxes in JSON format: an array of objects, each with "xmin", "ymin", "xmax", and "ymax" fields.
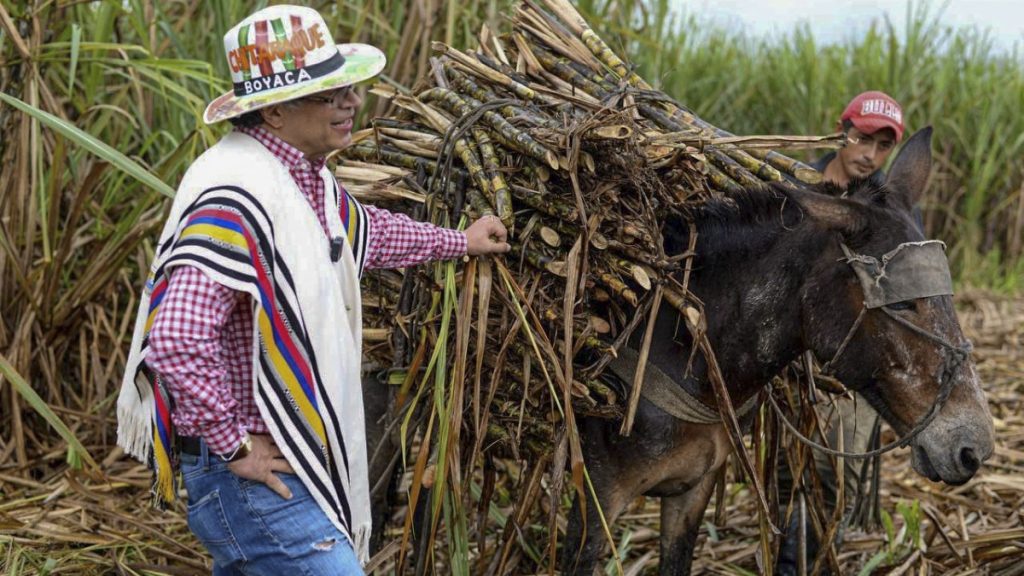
[
  {"xmin": 664, "ymin": 183, "xmax": 796, "ymax": 257},
  {"xmin": 700, "ymin": 179, "xmax": 889, "ymax": 228},
  {"xmin": 663, "ymin": 179, "xmax": 892, "ymax": 257},
  {"xmin": 699, "ymin": 184, "xmax": 791, "ymax": 228},
  {"xmin": 818, "ymin": 178, "xmax": 890, "ymax": 206}
]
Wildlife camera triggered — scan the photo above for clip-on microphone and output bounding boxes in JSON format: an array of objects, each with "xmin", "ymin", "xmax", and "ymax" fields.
[{"xmin": 330, "ymin": 237, "xmax": 344, "ymax": 262}]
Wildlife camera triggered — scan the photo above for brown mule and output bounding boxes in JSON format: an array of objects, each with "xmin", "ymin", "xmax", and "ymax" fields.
[{"xmin": 562, "ymin": 127, "xmax": 994, "ymax": 575}]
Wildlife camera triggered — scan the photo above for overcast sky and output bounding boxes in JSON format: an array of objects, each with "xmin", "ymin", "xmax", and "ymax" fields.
[{"xmin": 676, "ymin": 0, "xmax": 1024, "ymax": 53}]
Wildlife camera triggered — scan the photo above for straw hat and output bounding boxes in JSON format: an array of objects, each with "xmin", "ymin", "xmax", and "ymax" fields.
[{"xmin": 204, "ymin": 4, "xmax": 386, "ymax": 124}]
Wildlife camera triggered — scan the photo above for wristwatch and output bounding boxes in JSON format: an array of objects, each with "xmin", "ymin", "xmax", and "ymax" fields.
[{"xmin": 221, "ymin": 433, "xmax": 253, "ymax": 462}]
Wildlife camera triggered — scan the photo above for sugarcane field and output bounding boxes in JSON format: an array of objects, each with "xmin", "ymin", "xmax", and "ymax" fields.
[{"xmin": 1, "ymin": 0, "xmax": 1023, "ymax": 574}]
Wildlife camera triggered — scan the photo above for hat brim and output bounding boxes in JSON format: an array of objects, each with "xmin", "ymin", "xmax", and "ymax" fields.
[
  {"xmin": 849, "ymin": 116, "xmax": 904, "ymax": 143},
  {"xmin": 203, "ymin": 43, "xmax": 386, "ymax": 125}
]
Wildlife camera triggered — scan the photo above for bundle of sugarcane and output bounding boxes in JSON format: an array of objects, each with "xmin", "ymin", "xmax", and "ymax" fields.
[
  {"xmin": 345, "ymin": 2, "xmax": 836, "ymax": 570},
  {"xmin": 347, "ymin": 0, "xmax": 831, "ymax": 415}
]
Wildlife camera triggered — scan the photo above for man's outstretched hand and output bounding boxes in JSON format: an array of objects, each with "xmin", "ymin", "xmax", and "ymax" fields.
[{"xmin": 465, "ymin": 215, "xmax": 511, "ymax": 256}]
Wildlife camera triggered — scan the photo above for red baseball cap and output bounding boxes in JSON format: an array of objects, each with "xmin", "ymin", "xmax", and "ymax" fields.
[{"xmin": 840, "ymin": 90, "xmax": 904, "ymax": 143}]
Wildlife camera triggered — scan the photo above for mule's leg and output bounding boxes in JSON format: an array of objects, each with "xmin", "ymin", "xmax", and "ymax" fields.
[
  {"xmin": 656, "ymin": 472, "xmax": 718, "ymax": 576},
  {"xmin": 562, "ymin": 480, "xmax": 631, "ymax": 576}
]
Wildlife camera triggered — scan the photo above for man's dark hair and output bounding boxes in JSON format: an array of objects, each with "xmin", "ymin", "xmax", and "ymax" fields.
[
  {"xmin": 841, "ymin": 119, "xmax": 854, "ymax": 132},
  {"xmin": 229, "ymin": 110, "xmax": 264, "ymax": 128}
]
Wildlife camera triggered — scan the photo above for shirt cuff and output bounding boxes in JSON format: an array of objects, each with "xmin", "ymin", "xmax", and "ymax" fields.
[
  {"xmin": 201, "ymin": 419, "xmax": 248, "ymax": 456},
  {"xmin": 438, "ymin": 228, "xmax": 467, "ymax": 260}
]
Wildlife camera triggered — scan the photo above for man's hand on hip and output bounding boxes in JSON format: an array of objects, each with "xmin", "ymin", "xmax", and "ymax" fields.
[
  {"xmin": 465, "ymin": 215, "xmax": 511, "ymax": 256},
  {"xmin": 227, "ymin": 434, "xmax": 296, "ymax": 499}
]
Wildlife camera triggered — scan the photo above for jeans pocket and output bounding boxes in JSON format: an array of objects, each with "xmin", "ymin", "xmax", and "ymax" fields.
[
  {"xmin": 179, "ymin": 453, "xmax": 205, "ymax": 480},
  {"xmin": 248, "ymin": 471, "xmax": 309, "ymax": 506},
  {"xmin": 243, "ymin": 473, "xmax": 311, "ymax": 516},
  {"xmin": 187, "ymin": 489, "xmax": 244, "ymax": 564}
]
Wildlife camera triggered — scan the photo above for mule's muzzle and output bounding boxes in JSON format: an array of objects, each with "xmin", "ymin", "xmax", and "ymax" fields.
[
  {"xmin": 913, "ymin": 423, "xmax": 993, "ymax": 486},
  {"xmin": 911, "ymin": 446, "xmax": 942, "ymax": 482},
  {"xmin": 912, "ymin": 444, "xmax": 980, "ymax": 486}
]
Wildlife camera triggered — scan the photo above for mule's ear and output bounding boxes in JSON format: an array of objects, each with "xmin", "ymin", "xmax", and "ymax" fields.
[
  {"xmin": 886, "ymin": 126, "xmax": 933, "ymax": 209},
  {"xmin": 789, "ymin": 189, "xmax": 868, "ymax": 237}
]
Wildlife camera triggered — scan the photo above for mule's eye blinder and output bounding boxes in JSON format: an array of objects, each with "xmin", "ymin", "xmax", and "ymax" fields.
[{"xmin": 840, "ymin": 240, "xmax": 954, "ymax": 309}]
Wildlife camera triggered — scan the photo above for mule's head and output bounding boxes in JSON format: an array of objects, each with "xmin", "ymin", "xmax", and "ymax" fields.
[{"xmin": 795, "ymin": 127, "xmax": 994, "ymax": 485}]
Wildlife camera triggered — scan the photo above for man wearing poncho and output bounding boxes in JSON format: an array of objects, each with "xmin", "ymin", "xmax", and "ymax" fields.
[{"xmin": 116, "ymin": 5, "xmax": 509, "ymax": 573}]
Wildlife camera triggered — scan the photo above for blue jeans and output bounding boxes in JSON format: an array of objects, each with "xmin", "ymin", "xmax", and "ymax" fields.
[{"xmin": 180, "ymin": 440, "xmax": 364, "ymax": 575}]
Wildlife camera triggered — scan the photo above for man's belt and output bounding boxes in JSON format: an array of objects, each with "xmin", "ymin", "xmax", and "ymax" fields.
[{"xmin": 178, "ymin": 435, "xmax": 203, "ymax": 456}]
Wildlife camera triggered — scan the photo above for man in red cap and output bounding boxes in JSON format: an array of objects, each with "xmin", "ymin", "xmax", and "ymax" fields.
[{"xmin": 813, "ymin": 90, "xmax": 904, "ymax": 187}]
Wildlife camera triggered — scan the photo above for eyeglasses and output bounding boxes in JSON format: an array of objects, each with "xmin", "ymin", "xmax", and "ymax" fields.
[
  {"xmin": 297, "ymin": 86, "xmax": 355, "ymax": 107},
  {"xmin": 845, "ymin": 132, "xmax": 895, "ymax": 152}
]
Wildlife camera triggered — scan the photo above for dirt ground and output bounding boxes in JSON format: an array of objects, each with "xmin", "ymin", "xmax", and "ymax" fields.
[{"xmin": 0, "ymin": 292, "xmax": 1021, "ymax": 575}]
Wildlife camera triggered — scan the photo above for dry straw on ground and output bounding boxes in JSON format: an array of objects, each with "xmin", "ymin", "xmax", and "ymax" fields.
[{"xmin": 0, "ymin": 293, "xmax": 1019, "ymax": 574}]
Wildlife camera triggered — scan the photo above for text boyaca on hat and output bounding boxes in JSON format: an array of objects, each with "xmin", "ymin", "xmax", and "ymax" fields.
[{"xmin": 204, "ymin": 4, "xmax": 386, "ymax": 124}]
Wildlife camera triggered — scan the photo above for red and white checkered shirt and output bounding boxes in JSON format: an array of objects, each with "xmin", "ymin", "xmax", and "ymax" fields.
[{"xmin": 146, "ymin": 126, "xmax": 466, "ymax": 455}]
